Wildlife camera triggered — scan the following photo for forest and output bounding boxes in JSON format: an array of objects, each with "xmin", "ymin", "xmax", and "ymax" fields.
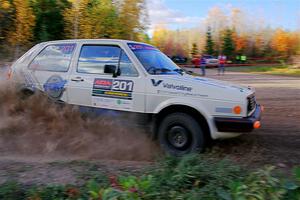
[
  {"xmin": 0, "ymin": 0, "xmax": 148, "ymax": 60},
  {"xmin": 0, "ymin": 0, "xmax": 299, "ymax": 61}
]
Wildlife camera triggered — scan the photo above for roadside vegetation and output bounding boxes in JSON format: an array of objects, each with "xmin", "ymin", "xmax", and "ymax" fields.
[
  {"xmin": 227, "ymin": 65, "xmax": 300, "ymax": 76},
  {"xmin": 1, "ymin": 155, "xmax": 300, "ymax": 200}
]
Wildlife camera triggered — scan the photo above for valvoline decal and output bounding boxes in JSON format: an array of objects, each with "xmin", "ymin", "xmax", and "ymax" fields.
[{"xmin": 43, "ymin": 75, "xmax": 67, "ymax": 99}]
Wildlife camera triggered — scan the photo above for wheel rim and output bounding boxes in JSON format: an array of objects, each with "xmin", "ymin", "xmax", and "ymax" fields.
[{"xmin": 167, "ymin": 125, "xmax": 191, "ymax": 149}]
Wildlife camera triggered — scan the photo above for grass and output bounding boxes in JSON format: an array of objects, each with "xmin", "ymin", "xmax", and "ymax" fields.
[
  {"xmin": 227, "ymin": 65, "xmax": 300, "ymax": 76},
  {"xmin": 0, "ymin": 155, "xmax": 300, "ymax": 200}
]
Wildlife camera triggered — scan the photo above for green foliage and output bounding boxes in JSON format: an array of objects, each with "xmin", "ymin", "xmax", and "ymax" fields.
[
  {"xmin": 0, "ymin": 181, "xmax": 25, "ymax": 200},
  {"xmin": 139, "ymin": 154, "xmax": 243, "ymax": 199},
  {"xmin": 205, "ymin": 27, "xmax": 215, "ymax": 55},
  {"xmin": 33, "ymin": 0, "xmax": 69, "ymax": 42},
  {"xmin": 26, "ymin": 185, "xmax": 67, "ymax": 200},
  {"xmin": 0, "ymin": 156, "xmax": 300, "ymax": 200},
  {"xmin": 0, "ymin": 0, "xmax": 148, "ymax": 60},
  {"xmin": 222, "ymin": 29, "xmax": 235, "ymax": 58},
  {"xmin": 191, "ymin": 43, "xmax": 199, "ymax": 57},
  {"xmin": 228, "ymin": 166, "xmax": 285, "ymax": 200},
  {"xmin": 227, "ymin": 65, "xmax": 300, "ymax": 76}
]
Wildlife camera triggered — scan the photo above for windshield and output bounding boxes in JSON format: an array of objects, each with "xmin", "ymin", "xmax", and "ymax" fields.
[{"xmin": 128, "ymin": 43, "xmax": 181, "ymax": 75}]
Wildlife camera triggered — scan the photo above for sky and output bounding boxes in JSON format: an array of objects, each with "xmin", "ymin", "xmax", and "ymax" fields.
[{"xmin": 146, "ymin": 0, "xmax": 300, "ymax": 33}]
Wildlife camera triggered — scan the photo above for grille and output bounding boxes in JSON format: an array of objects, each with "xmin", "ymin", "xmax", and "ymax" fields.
[{"xmin": 247, "ymin": 95, "xmax": 256, "ymax": 115}]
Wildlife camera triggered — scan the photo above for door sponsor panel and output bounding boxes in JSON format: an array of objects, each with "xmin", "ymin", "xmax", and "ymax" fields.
[{"xmin": 92, "ymin": 78, "xmax": 134, "ymax": 110}]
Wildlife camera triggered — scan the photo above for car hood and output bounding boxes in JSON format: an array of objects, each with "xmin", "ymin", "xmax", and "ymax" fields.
[{"xmin": 150, "ymin": 74, "xmax": 254, "ymax": 102}]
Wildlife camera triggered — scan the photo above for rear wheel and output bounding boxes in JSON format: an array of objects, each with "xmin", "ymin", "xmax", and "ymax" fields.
[
  {"xmin": 20, "ymin": 88, "xmax": 34, "ymax": 99},
  {"xmin": 158, "ymin": 113, "xmax": 205, "ymax": 156}
]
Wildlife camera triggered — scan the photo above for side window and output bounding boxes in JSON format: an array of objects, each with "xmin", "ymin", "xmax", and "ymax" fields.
[
  {"xmin": 29, "ymin": 43, "xmax": 75, "ymax": 72},
  {"xmin": 119, "ymin": 51, "xmax": 138, "ymax": 77},
  {"xmin": 77, "ymin": 45, "xmax": 120, "ymax": 74}
]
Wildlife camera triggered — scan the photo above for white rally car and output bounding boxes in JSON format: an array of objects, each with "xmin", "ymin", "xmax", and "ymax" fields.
[{"xmin": 9, "ymin": 39, "xmax": 262, "ymax": 155}]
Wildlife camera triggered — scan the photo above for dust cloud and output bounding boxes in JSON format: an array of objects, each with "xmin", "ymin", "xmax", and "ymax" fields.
[{"xmin": 0, "ymin": 83, "xmax": 159, "ymax": 162}]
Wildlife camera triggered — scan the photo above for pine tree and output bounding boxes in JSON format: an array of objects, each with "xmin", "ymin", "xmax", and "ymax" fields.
[
  {"xmin": 205, "ymin": 27, "xmax": 214, "ymax": 55},
  {"xmin": 0, "ymin": 0, "xmax": 13, "ymax": 41},
  {"xmin": 33, "ymin": 0, "xmax": 69, "ymax": 42},
  {"xmin": 0, "ymin": 0, "xmax": 14, "ymax": 58},
  {"xmin": 9, "ymin": 0, "xmax": 35, "ymax": 57},
  {"xmin": 191, "ymin": 43, "xmax": 199, "ymax": 57},
  {"xmin": 222, "ymin": 29, "xmax": 235, "ymax": 58}
]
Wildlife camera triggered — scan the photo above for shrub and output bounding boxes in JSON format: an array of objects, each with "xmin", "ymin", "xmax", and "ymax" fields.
[{"xmin": 0, "ymin": 156, "xmax": 299, "ymax": 200}]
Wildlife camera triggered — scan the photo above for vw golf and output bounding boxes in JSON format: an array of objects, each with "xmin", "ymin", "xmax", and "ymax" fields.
[{"xmin": 9, "ymin": 39, "xmax": 262, "ymax": 155}]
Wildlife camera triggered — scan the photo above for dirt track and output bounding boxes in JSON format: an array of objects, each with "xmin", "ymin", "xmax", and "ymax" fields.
[
  {"xmin": 190, "ymin": 68, "xmax": 300, "ymax": 168},
  {"xmin": 0, "ymin": 67, "xmax": 299, "ymax": 185}
]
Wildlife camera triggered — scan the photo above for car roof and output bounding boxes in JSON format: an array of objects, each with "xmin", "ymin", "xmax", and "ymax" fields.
[{"xmin": 41, "ymin": 39, "xmax": 151, "ymax": 46}]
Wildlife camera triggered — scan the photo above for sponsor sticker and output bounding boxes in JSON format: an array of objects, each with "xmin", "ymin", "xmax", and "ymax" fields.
[
  {"xmin": 92, "ymin": 78, "xmax": 134, "ymax": 110},
  {"xmin": 151, "ymin": 79, "xmax": 192, "ymax": 92},
  {"xmin": 92, "ymin": 78, "xmax": 134, "ymax": 100},
  {"xmin": 215, "ymin": 107, "xmax": 232, "ymax": 113},
  {"xmin": 43, "ymin": 75, "xmax": 67, "ymax": 99},
  {"xmin": 151, "ymin": 79, "xmax": 163, "ymax": 86},
  {"xmin": 128, "ymin": 43, "xmax": 157, "ymax": 51},
  {"xmin": 93, "ymin": 79, "xmax": 113, "ymax": 90},
  {"xmin": 157, "ymin": 90, "xmax": 208, "ymax": 98},
  {"xmin": 92, "ymin": 97, "xmax": 133, "ymax": 110}
]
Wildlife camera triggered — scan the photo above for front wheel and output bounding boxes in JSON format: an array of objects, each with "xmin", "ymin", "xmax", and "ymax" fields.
[{"xmin": 158, "ymin": 113, "xmax": 206, "ymax": 156}]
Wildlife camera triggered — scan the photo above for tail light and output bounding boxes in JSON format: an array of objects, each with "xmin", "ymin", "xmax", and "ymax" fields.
[{"xmin": 6, "ymin": 67, "xmax": 12, "ymax": 80}]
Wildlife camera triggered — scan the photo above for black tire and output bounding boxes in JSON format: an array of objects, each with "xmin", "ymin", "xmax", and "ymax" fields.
[
  {"xmin": 158, "ymin": 112, "xmax": 205, "ymax": 156},
  {"xmin": 20, "ymin": 88, "xmax": 34, "ymax": 99}
]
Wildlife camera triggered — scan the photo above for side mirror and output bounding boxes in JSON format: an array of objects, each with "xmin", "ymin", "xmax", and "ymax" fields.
[
  {"xmin": 104, "ymin": 64, "xmax": 116, "ymax": 74},
  {"xmin": 104, "ymin": 64, "xmax": 120, "ymax": 77}
]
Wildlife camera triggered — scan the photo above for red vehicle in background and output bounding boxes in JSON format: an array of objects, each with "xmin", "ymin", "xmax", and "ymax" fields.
[{"xmin": 191, "ymin": 56, "xmax": 201, "ymax": 68}]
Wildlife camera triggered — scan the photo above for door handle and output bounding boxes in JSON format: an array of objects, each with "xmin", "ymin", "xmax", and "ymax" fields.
[{"xmin": 71, "ymin": 77, "xmax": 84, "ymax": 82}]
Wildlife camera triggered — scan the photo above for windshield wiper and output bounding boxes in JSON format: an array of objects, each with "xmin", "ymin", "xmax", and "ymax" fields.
[
  {"xmin": 148, "ymin": 67, "xmax": 172, "ymax": 74},
  {"xmin": 173, "ymin": 68, "xmax": 184, "ymax": 75}
]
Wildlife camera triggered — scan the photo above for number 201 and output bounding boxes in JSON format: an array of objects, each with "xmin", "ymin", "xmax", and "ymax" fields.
[{"xmin": 112, "ymin": 80, "xmax": 133, "ymax": 91}]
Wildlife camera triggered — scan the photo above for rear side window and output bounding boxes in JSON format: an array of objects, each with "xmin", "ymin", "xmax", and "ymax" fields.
[
  {"xmin": 29, "ymin": 43, "xmax": 76, "ymax": 72},
  {"xmin": 77, "ymin": 45, "xmax": 120, "ymax": 74}
]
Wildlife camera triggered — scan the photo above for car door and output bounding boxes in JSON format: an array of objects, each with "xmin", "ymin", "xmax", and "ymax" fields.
[
  {"xmin": 27, "ymin": 43, "xmax": 76, "ymax": 102},
  {"xmin": 67, "ymin": 43, "xmax": 145, "ymax": 112}
]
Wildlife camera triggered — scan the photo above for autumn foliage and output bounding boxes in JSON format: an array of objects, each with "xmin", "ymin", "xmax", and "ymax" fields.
[
  {"xmin": 151, "ymin": 6, "xmax": 300, "ymax": 59},
  {"xmin": 0, "ymin": 2, "xmax": 299, "ymax": 60},
  {"xmin": 0, "ymin": 0, "xmax": 148, "ymax": 59}
]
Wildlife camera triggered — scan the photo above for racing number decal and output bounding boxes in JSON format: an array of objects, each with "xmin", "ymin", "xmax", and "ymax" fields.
[
  {"xmin": 112, "ymin": 80, "xmax": 134, "ymax": 92},
  {"xmin": 92, "ymin": 78, "xmax": 134, "ymax": 100}
]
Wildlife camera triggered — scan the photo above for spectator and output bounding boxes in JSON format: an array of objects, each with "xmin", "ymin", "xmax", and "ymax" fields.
[
  {"xmin": 218, "ymin": 54, "xmax": 226, "ymax": 75},
  {"xmin": 191, "ymin": 55, "xmax": 200, "ymax": 68},
  {"xmin": 200, "ymin": 55, "xmax": 206, "ymax": 76}
]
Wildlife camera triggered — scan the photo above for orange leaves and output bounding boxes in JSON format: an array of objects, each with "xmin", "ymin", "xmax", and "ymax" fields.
[
  {"xmin": 271, "ymin": 28, "xmax": 300, "ymax": 55},
  {"xmin": 271, "ymin": 28, "xmax": 290, "ymax": 53},
  {"xmin": 152, "ymin": 25, "xmax": 190, "ymax": 57},
  {"xmin": 232, "ymin": 32, "xmax": 248, "ymax": 53}
]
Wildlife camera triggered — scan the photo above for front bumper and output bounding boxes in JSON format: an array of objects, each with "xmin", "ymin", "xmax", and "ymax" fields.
[{"xmin": 214, "ymin": 105, "xmax": 262, "ymax": 133}]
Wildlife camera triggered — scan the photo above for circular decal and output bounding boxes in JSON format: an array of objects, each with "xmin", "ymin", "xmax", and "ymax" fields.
[{"xmin": 43, "ymin": 75, "xmax": 67, "ymax": 99}]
